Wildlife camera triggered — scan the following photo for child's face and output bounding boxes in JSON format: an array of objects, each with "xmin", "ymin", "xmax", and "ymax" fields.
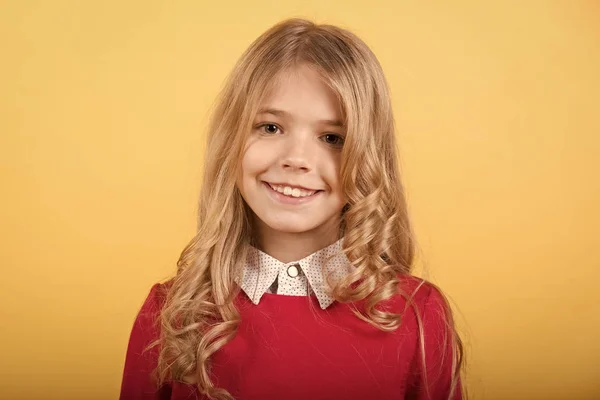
[{"xmin": 238, "ymin": 65, "xmax": 346, "ymax": 240}]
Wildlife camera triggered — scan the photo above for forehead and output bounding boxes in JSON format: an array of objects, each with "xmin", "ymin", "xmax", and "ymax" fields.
[{"xmin": 258, "ymin": 65, "xmax": 343, "ymax": 120}]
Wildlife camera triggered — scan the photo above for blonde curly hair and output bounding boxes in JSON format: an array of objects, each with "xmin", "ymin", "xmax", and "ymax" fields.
[{"xmin": 152, "ymin": 18, "xmax": 464, "ymax": 400}]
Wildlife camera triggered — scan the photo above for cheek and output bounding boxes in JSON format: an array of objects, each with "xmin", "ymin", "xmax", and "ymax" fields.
[
  {"xmin": 321, "ymin": 153, "xmax": 342, "ymax": 191},
  {"xmin": 241, "ymin": 142, "xmax": 264, "ymax": 177},
  {"xmin": 240, "ymin": 141, "xmax": 275, "ymax": 189}
]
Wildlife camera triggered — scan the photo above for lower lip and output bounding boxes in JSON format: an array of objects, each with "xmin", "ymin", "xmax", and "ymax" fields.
[{"xmin": 263, "ymin": 182, "xmax": 322, "ymax": 205}]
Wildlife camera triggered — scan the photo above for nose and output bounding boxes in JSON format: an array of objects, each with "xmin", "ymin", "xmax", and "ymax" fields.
[{"xmin": 280, "ymin": 130, "xmax": 314, "ymax": 173}]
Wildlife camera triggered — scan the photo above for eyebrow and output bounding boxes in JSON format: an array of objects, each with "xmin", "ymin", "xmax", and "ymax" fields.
[{"xmin": 256, "ymin": 108, "xmax": 345, "ymax": 128}]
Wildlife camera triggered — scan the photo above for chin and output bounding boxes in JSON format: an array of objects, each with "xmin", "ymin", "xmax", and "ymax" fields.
[{"xmin": 263, "ymin": 218, "xmax": 320, "ymax": 234}]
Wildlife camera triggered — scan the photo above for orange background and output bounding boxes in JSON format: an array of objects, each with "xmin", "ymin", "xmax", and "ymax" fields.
[{"xmin": 1, "ymin": 1, "xmax": 599, "ymax": 399}]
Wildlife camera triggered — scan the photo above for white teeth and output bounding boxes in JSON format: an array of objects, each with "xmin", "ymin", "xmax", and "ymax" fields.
[{"xmin": 269, "ymin": 184, "xmax": 316, "ymax": 198}]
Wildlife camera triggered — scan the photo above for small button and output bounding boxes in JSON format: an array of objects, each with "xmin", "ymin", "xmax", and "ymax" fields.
[{"xmin": 287, "ymin": 264, "xmax": 300, "ymax": 278}]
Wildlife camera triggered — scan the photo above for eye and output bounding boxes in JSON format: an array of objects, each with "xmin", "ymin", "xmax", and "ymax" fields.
[
  {"xmin": 321, "ymin": 133, "xmax": 345, "ymax": 147},
  {"xmin": 259, "ymin": 124, "xmax": 280, "ymax": 135}
]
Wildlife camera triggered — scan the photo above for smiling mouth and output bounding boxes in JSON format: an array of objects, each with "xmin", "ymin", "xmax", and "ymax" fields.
[{"xmin": 265, "ymin": 182, "xmax": 322, "ymax": 198}]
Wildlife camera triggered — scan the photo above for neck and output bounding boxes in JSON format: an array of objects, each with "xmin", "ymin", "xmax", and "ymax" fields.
[{"xmin": 253, "ymin": 216, "xmax": 341, "ymax": 263}]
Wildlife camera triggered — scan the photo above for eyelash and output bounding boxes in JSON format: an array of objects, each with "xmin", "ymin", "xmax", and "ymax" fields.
[{"xmin": 256, "ymin": 123, "xmax": 345, "ymax": 147}]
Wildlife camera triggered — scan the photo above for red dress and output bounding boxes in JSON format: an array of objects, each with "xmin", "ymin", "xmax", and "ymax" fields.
[{"xmin": 120, "ymin": 275, "xmax": 461, "ymax": 399}]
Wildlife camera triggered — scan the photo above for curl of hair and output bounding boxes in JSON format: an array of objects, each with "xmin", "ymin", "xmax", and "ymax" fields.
[{"xmin": 153, "ymin": 18, "xmax": 465, "ymax": 400}]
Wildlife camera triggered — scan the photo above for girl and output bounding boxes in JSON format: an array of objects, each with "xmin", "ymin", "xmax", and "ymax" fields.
[{"xmin": 120, "ymin": 18, "xmax": 464, "ymax": 400}]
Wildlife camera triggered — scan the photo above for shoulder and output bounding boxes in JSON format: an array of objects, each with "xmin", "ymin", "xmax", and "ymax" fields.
[
  {"xmin": 396, "ymin": 275, "xmax": 463, "ymax": 398},
  {"xmin": 120, "ymin": 281, "xmax": 174, "ymax": 397},
  {"xmin": 395, "ymin": 274, "xmax": 454, "ymax": 323},
  {"xmin": 397, "ymin": 274, "xmax": 443, "ymax": 301},
  {"xmin": 140, "ymin": 281, "xmax": 170, "ymax": 313},
  {"xmin": 131, "ymin": 280, "xmax": 172, "ymax": 333}
]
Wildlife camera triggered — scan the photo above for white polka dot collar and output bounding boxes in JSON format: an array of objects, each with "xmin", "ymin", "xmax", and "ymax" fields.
[{"xmin": 237, "ymin": 238, "xmax": 354, "ymax": 309}]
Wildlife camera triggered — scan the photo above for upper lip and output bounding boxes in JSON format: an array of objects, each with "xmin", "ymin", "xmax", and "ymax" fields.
[{"xmin": 265, "ymin": 182, "xmax": 321, "ymax": 192}]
